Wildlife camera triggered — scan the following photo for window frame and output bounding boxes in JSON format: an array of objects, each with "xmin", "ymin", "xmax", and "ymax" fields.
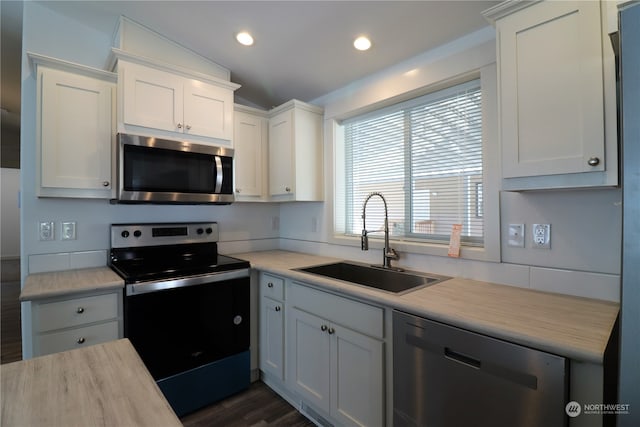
[{"xmin": 327, "ymin": 64, "xmax": 500, "ymax": 262}]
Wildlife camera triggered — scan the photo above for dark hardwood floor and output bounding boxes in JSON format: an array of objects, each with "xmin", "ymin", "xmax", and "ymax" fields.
[
  {"xmin": 1, "ymin": 262, "xmax": 312, "ymax": 426},
  {"xmin": 181, "ymin": 381, "xmax": 315, "ymax": 427}
]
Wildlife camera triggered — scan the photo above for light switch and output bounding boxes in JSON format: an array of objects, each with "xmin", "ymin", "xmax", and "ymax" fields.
[
  {"xmin": 61, "ymin": 221, "xmax": 77, "ymax": 240},
  {"xmin": 508, "ymin": 224, "xmax": 525, "ymax": 248}
]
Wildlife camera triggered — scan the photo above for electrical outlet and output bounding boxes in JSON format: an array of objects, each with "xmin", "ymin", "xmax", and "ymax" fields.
[
  {"xmin": 61, "ymin": 221, "xmax": 77, "ymax": 240},
  {"xmin": 508, "ymin": 224, "xmax": 525, "ymax": 248},
  {"xmin": 39, "ymin": 221, "xmax": 55, "ymax": 241},
  {"xmin": 532, "ymin": 224, "xmax": 551, "ymax": 249}
]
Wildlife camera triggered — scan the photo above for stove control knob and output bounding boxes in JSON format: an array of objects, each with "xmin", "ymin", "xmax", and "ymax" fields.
[
  {"xmin": 197, "ymin": 228, "xmax": 204, "ymax": 235},
  {"xmin": 133, "ymin": 230, "xmax": 142, "ymax": 238},
  {"xmin": 121, "ymin": 230, "xmax": 130, "ymax": 238},
  {"xmin": 206, "ymin": 227, "xmax": 213, "ymax": 234}
]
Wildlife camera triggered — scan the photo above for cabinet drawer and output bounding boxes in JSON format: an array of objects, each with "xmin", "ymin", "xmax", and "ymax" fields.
[
  {"xmin": 260, "ymin": 273, "xmax": 285, "ymax": 301},
  {"xmin": 35, "ymin": 321, "xmax": 120, "ymax": 356},
  {"xmin": 35, "ymin": 293, "xmax": 119, "ymax": 332},
  {"xmin": 289, "ymin": 283, "xmax": 384, "ymax": 339}
]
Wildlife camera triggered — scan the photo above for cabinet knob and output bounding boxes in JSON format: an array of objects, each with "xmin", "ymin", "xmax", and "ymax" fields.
[
  {"xmin": 267, "ymin": 282, "xmax": 274, "ymax": 288},
  {"xmin": 102, "ymin": 181, "xmax": 110, "ymax": 187},
  {"xmin": 186, "ymin": 124, "xmax": 191, "ymax": 130},
  {"xmin": 328, "ymin": 327, "xmax": 335, "ymax": 335},
  {"xmin": 320, "ymin": 324, "xmax": 328, "ymax": 332},
  {"xmin": 587, "ymin": 157, "xmax": 600, "ymax": 167},
  {"xmin": 285, "ymin": 187, "xmax": 291, "ymax": 193},
  {"xmin": 275, "ymin": 306, "xmax": 281, "ymax": 312},
  {"xmin": 177, "ymin": 123, "xmax": 183, "ymax": 129},
  {"xmin": 236, "ymin": 188, "xmax": 241, "ymax": 193},
  {"xmin": 77, "ymin": 337, "xmax": 86, "ymax": 344},
  {"xmin": 76, "ymin": 307, "xmax": 85, "ymax": 314}
]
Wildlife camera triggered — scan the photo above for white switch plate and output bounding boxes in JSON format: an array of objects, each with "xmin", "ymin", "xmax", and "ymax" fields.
[
  {"xmin": 507, "ymin": 224, "xmax": 525, "ymax": 248},
  {"xmin": 39, "ymin": 221, "xmax": 55, "ymax": 241},
  {"xmin": 532, "ymin": 224, "xmax": 551, "ymax": 249},
  {"xmin": 61, "ymin": 221, "xmax": 77, "ymax": 240}
]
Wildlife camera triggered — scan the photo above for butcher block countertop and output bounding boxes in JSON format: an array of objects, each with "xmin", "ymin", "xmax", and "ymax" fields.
[
  {"xmin": 233, "ymin": 250, "xmax": 619, "ymax": 364},
  {"xmin": 20, "ymin": 267, "xmax": 124, "ymax": 301},
  {"xmin": 0, "ymin": 339, "xmax": 181, "ymax": 427}
]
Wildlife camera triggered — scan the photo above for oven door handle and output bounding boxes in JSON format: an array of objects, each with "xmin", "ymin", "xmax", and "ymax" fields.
[{"xmin": 125, "ymin": 268, "xmax": 250, "ymax": 296}]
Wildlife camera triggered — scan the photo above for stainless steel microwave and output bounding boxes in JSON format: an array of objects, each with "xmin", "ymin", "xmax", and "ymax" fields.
[{"xmin": 114, "ymin": 134, "xmax": 234, "ymax": 204}]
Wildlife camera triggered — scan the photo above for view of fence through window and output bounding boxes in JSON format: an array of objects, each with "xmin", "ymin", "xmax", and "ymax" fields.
[{"xmin": 341, "ymin": 79, "xmax": 483, "ymax": 245}]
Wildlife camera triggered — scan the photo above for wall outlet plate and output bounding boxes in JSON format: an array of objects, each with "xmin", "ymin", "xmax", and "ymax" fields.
[
  {"xmin": 39, "ymin": 221, "xmax": 55, "ymax": 241},
  {"xmin": 508, "ymin": 224, "xmax": 525, "ymax": 248},
  {"xmin": 532, "ymin": 224, "xmax": 551, "ymax": 249}
]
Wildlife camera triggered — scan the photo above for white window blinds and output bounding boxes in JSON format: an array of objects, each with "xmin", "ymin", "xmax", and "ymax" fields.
[{"xmin": 339, "ymin": 79, "xmax": 483, "ymax": 245}]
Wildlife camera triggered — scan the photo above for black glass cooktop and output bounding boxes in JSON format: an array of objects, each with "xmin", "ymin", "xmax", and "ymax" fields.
[{"xmin": 109, "ymin": 242, "xmax": 249, "ymax": 284}]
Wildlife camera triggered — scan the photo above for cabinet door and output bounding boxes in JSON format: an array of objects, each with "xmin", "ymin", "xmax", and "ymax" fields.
[
  {"xmin": 122, "ymin": 62, "xmax": 183, "ymax": 133},
  {"xmin": 184, "ymin": 79, "xmax": 233, "ymax": 142},
  {"xmin": 260, "ymin": 297, "xmax": 285, "ymax": 381},
  {"xmin": 499, "ymin": 1, "xmax": 605, "ymax": 178},
  {"xmin": 288, "ymin": 307, "xmax": 331, "ymax": 414},
  {"xmin": 234, "ymin": 111, "xmax": 266, "ymax": 197},
  {"xmin": 40, "ymin": 68, "xmax": 113, "ymax": 192},
  {"xmin": 269, "ymin": 109, "xmax": 294, "ymax": 197},
  {"xmin": 331, "ymin": 325, "xmax": 384, "ymax": 427}
]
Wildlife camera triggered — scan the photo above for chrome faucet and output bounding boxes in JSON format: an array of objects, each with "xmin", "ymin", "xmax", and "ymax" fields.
[{"xmin": 361, "ymin": 192, "xmax": 400, "ymax": 269}]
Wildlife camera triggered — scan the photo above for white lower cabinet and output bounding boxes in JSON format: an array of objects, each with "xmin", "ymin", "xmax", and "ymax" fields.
[
  {"xmin": 286, "ymin": 282, "xmax": 385, "ymax": 427},
  {"xmin": 30, "ymin": 290, "xmax": 123, "ymax": 357},
  {"xmin": 259, "ymin": 274, "xmax": 285, "ymax": 381}
]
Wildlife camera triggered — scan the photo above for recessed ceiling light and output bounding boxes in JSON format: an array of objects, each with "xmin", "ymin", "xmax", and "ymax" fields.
[
  {"xmin": 353, "ymin": 36, "xmax": 371, "ymax": 51},
  {"xmin": 236, "ymin": 32, "xmax": 254, "ymax": 46}
]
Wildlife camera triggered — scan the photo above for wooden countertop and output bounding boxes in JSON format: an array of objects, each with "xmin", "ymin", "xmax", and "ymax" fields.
[
  {"xmin": 0, "ymin": 339, "xmax": 181, "ymax": 427},
  {"xmin": 232, "ymin": 250, "xmax": 619, "ymax": 364},
  {"xmin": 20, "ymin": 267, "xmax": 124, "ymax": 301}
]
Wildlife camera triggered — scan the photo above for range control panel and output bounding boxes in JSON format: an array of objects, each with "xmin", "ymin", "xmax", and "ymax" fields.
[{"xmin": 110, "ymin": 222, "xmax": 219, "ymax": 248}]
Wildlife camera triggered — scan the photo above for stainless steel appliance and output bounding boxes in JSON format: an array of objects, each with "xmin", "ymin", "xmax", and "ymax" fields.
[
  {"xmin": 114, "ymin": 134, "xmax": 234, "ymax": 204},
  {"xmin": 618, "ymin": 3, "xmax": 640, "ymax": 426},
  {"xmin": 109, "ymin": 222, "xmax": 250, "ymax": 416},
  {"xmin": 393, "ymin": 310, "xmax": 567, "ymax": 427}
]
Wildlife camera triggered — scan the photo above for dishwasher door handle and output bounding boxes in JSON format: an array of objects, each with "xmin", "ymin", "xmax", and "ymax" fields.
[{"xmin": 444, "ymin": 347, "xmax": 481, "ymax": 369}]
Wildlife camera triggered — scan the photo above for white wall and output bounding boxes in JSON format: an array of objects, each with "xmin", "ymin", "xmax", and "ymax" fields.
[
  {"xmin": 280, "ymin": 26, "xmax": 622, "ymax": 302},
  {"xmin": 20, "ymin": 2, "xmax": 280, "ymax": 275},
  {"xmin": 1, "ymin": 168, "xmax": 20, "ymax": 259}
]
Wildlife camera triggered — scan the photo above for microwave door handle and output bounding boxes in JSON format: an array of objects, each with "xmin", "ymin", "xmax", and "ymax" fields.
[{"xmin": 214, "ymin": 156, "xmax": 223, "ymax": 193}]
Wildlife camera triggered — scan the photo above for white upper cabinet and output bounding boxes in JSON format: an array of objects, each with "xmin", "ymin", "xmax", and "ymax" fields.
[
  {"xmin": 268, "ymin": 100, "xmax": 324, "ymax": 201},
  {"xmin": 33, "ymin": 56, "xmax": 116, "ymax": 199},
  {"xmin": 118, "ymin": 59, "xmax": 238, "ymax": 146},
  {"xmin": 484, "ymin": 0, "xmax": 618, "ymax": 190},
  {"xmin": 234, "ymin": 106, "xmax": 268, "ymax": 200}
]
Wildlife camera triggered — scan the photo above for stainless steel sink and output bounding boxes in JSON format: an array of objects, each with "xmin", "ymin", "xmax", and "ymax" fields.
[{"xmin": 297, "ymin": 261, "xmax": 449, "ymax": 294}]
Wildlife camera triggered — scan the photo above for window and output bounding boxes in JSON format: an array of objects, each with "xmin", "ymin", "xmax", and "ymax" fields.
[{"xmin": 336, "ymin": 79, "xmax": 483, "ymax": 246}]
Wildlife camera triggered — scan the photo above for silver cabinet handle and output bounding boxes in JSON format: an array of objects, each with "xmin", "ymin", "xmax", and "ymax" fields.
[
  {"xmin": 77, "ymin": 337, "xmax": 86, "ymax": 344},
  {"xmin": 588, "ymin": 157, "xmax": 600, "ymax": 166},
  {"xmin": 328, "ymin": 327, "xmax": 335, "ymax": 335},
  {"xmin": 177, "ymin": 123, "xmax": 183, "ymax": 129},
  {"xmin": 267, "ymin": 282, "xmax": 274, "ymax": 288},
  {"xmin": 76, "ymin": 307, "xmax": 84, "ymax": 314},
  {"xmin": 102, "ymin": 181, "xmax": 110, "ymax": 187},
  {"xmin": 320, "ymin": 324, "xmax": 328, "ymax": 332},
  {"xmin": 275, "ymin": 306, "xmax": 281, "ymax": 312},
  {"xmin": 285, "ymin": 187, "xmax": 291, "ymax": 192}
]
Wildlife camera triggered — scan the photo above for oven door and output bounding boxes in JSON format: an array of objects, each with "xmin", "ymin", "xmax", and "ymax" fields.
[
  {"xmin": 124, "ymin": 276, "xmax": 249, "ymax": 380},
  {"xmin": 116, "ymin": 133, "xmax": 234, "ymax": 204}
]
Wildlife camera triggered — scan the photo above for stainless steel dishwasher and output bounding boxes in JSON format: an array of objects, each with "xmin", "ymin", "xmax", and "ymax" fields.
[{"xmin": 393, "ymin": 310, "xmax": 568, "ymax": 427}]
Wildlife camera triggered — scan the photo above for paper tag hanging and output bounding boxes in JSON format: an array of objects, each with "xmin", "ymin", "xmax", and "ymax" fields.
[{"xmin": 448, "ymin": 224, "xmax": 463, "ymax": 258}]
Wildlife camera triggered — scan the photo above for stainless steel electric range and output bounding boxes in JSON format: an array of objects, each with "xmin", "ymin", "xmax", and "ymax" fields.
[{"xmin": 109, "ymin": 222, "xmax": 250, "ymax": 417}]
